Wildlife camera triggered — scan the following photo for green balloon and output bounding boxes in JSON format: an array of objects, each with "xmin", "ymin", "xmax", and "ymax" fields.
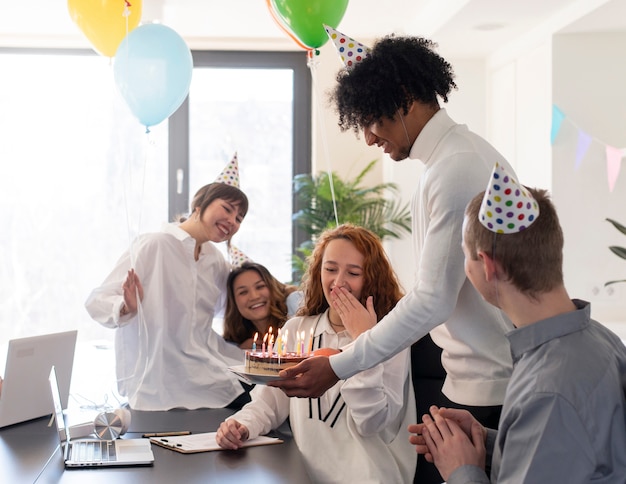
[{"xmin": 271, "ymin": 0, "xmax": 350, "ymax": 48}]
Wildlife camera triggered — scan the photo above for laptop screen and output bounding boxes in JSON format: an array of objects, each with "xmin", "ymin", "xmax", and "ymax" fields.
[{"xmin": 0, "ymin": 330, "xmax": 77, "ymax": 428}]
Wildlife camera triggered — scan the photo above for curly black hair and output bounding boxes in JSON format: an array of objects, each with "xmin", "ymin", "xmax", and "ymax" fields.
[{"xmin": 330, "ymin": 35, "xmax": 457, "ymax": 133}]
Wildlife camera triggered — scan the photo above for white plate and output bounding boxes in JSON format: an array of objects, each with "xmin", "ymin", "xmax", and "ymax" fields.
[{"xmin": 228, "ymin": 365, "xmax": 286, "ymax": 385}]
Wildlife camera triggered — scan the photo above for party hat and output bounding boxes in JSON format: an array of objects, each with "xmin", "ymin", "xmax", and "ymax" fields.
[
  {"xmin": 214, "ymin": 152, "xmax": 240, "ymax": 188},
  {"xmin": 229, "ymin": 244, "xmax": 252, "ymax": 268},
  {"xmin": 324, "ymin": 25, "xmax": 369, "ymax": 70},
  {"xmin": 479, "ymin": 163, "xmax": 539, "ymax": 234}
]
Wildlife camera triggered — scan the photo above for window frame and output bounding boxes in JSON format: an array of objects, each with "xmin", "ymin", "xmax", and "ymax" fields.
[{"xmin": 170, "ymin": 50, "xmax": 312, "ymax": 269}]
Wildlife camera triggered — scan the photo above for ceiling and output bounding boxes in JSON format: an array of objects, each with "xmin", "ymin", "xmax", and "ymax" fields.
[{"xmin": 0, "ymin": 0, "xmax": 624, "ymax": 58}]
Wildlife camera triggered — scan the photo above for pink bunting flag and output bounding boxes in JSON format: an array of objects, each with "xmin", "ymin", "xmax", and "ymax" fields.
[
  {"xmin": 574, "ymin": 129, "xmax": 592, "ymax": 171},
  {"xmin": 605, "ymin": 145, "xmax": 623, "ymax": 192}
]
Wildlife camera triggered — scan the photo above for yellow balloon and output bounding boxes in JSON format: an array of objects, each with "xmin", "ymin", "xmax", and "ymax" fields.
[{"xmin": 68, "ymin": 0, "xmax": 143, "ymax": 57}]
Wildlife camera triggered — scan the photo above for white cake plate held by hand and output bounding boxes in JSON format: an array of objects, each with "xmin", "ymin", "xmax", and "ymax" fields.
[{"xmin": 228, "ymin": 365, "xmax": 287, "ymax": 386}]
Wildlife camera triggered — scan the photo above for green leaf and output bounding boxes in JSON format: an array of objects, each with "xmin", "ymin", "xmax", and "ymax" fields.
[
  {"xmin": 608, "ymin": 246, "xmax": 626, "ymax": 260},
  {"xmin": 292, "ymin": 159, "xmax": 412, "ymax": 278},
  {"xmin": 605, "ymin": 279, "xmax": 626, "ymax": 287},
  {"xmin": 606, "ymin": 218, "xmax": 626, "ymax": 236}
]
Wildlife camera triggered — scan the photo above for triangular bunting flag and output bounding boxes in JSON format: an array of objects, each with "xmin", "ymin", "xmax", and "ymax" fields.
[
  {"xmin": 575, "ymin": 130, "xmax": 592, "ymax": 171},
  {"xmin": 605, "ymin": 145, "xmax": 623, "ymax": 193},
  {"xmin": 551, "ymin": 105, "xmax": 565, "ymax": 144}
]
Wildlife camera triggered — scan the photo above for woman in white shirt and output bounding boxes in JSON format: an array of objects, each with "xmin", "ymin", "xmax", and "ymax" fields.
[
  {"xmin": 216, "ymin": 224, "xmax": 416, "ymax": 483},
  {"xmin": 85, "ymin": 159, "xmax": 250, "ymax": 411}
]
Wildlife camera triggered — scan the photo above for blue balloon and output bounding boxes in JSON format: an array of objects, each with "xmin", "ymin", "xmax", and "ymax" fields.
[{"xmin": 113, "ymin": 24, "xmax": 193, "ymax": 130}]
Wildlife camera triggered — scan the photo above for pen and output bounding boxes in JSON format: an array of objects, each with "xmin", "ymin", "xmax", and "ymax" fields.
[{"xmin": 142, "ymin": 431, "xmax": 192, "ymax": 438}]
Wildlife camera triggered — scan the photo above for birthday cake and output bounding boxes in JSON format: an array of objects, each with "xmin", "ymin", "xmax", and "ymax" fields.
[{"xmin": 245, "ymin": 351, "xmax": 309, "ymax": 376}]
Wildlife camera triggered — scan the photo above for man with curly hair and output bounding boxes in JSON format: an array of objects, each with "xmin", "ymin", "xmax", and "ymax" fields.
[{"xmin": 272, "ymin": 35, "xmax": 517, "ymax": 483}]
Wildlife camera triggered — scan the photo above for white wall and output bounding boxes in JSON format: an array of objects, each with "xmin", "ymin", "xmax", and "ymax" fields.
[
  {"xmin": 487, "ymin": 42, "xmax": 553, "ymax": 189},
  {"xmin": 552, "ymin": 32, "xmax": 626, "ymax": 323}
]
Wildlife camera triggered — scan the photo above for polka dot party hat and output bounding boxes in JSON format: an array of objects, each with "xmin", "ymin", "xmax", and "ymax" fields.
[
  {"xmin": 479, "ymin": 162, "xmax": 539, "ymax": 234},
  {"xmin": 228, "ymin": 244, "xmax": 252, "ymax": 268},
  {"xmin": 324, "ymin": 24, "xmax": 369, "ymax": 70},
  {"xmin": 214, "ymin": 152, "xmax": 240, "ymax": 188}
]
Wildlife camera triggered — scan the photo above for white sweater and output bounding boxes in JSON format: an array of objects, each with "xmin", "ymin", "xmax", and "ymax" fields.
[
  {"xmin": 331, "ymin": 109, "xmax": 515, "ymax": 406},
  {"xmin": 231, "ymin": 311, "xmax": 416, "ymax": 483}
]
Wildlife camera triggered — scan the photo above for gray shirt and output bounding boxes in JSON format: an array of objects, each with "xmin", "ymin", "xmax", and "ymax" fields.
[{"xmin": 449, "ymin": 300, "xmax": 626, "ymax": 484}]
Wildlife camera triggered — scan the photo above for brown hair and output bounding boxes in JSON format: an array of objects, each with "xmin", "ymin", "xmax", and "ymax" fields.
[
  {"xmin": 298, "ymin": 223, "xmax": 403, "ymax": 319},
  {"xmin": 223, "ymin": 262, "xmax": 298, "ymax": 345},
  {"xmin": 176, "ymin": 182, "xmax": 249, "ymax": 222},
  {"xmin": 464, "ymin": 187, "xmax": 564, "ymax": 297}
]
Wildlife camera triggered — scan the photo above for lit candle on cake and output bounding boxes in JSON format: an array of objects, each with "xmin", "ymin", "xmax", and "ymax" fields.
[
  {"xmin": 307, "ymin": 328, "xmax": 313, "ymax": 355},
  {"xmin": 275, "ymin": 329, "xmax": 282, "ymax": 357},
  {"xmin": 296, "ymin": 331, "xmax": 300, "ymax": 356},
  {"xmin": 301, "ymin": 330, "xmax": 306, "ymax": 356},
  {"xmin": 262, "ymin": 333, "xmax": 268, "ymax": 355},
  {"xmin": 252, "ymin": 332, "xmax": 258, "ymax": 352}
]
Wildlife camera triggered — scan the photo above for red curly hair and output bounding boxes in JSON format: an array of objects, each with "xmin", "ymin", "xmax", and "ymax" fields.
[{"xmin": 297, "ymin": 224, "xmax": 404, "ymax": 320}]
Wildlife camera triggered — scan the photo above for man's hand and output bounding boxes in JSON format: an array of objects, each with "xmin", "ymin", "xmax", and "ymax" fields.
[
  {"xmin": 268, "ymin": 356, "xmax": 339, "ymax": 397},
  {"xmin": 432, "ymin": 406, "xmax": 483, "ymax": 438},
  {"xmin": 409, "ymin": 406, "xmax": 487, "ymax": 465},
  {"xmin": 408, "ymin": 422, "xmax": 433, "ymax": 462},
  {"xmin": 421, "ymin": 406, "xmax": 486, "ymax": 481},
  {"xmin": 330, "ymin": 286, "xmax": 377, "ymax": 337}
]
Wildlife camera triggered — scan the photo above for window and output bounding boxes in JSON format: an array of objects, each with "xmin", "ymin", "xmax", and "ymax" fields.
[
  {"xmin": 0, "ymin": 48, "xmax": 310, "ymax": 343},
  {"xmin": 172, "ymin": 51, "xmax": 311, "ymax": 283}
]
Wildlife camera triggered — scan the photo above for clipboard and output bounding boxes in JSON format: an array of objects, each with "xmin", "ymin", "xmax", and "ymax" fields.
[{"xmin": 149, "ymin": 432, "xmax": 283, "ymax": 454}]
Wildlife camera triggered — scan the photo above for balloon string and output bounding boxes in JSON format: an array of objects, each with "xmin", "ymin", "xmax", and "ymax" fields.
[
  {"xmin": 129, "ymin": 133, "xmax": 151, "ymax": 396},
  {"xmin": 264, "ymin": 0, "xmax": 312, "ymax": 52},
  {"xmin": 308, "ymin": 53, "xmax": 339, "ymax": 227},
  {"xmin": 116, "ymin": 129, "xmax": 151, "ymax": 401}
]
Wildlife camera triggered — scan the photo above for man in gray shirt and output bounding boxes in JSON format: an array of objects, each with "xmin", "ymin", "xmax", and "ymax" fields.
[{"xmin": 412, "ymin": 165, "xmax": 626, "ymax": 483}]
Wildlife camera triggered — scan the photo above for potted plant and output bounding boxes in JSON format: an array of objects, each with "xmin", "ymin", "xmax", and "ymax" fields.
[
  {"xmin": 292, "ymin": 159, "xmax": 411, "ymax": 279},
  {"xmin": 605, "ymin": 218, "xmax": 626, "ymax": 286}
]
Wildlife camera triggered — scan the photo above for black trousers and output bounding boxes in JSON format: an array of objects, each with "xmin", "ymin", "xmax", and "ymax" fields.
[{"xmin": 411, "ymin": 334, "xmax": 502, "ymax": 484}]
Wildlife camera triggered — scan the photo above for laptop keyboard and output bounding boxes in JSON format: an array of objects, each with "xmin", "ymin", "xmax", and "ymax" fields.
[{"xmin": 70, "ymin": 440, "xmax": 117, "ymax": 463}]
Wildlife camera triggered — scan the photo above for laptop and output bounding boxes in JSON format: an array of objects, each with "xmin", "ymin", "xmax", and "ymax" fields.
[
  {"xmin": 0, "ymin": 330, "xmax": 77, "ymax": 428},
  {"xmin": 48, "ymin": 366, "xmax": 154, "ymax": 468}
]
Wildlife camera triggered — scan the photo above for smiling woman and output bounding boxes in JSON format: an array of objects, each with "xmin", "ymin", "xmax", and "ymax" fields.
[
  {"xmin": 223, "ymin": 261, "xmax": 301, "ymax": 348},
  {"xmin": 84, "ymin": 167, "xmax": 251, "ymax": 411}
]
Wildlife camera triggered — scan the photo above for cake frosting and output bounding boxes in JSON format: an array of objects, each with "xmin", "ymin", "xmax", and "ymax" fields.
[{"xmin": 245, "ymin": 351, "xmax": 309, "ymax": 376}]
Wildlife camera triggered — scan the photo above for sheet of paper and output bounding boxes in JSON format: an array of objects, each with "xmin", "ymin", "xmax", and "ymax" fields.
[{"xmin": 150, "ymin": 432, "xmax": 282, "ymax": 453}]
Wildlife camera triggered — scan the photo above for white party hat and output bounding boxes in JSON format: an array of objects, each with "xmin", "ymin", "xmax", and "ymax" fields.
[
  {"xmin": 229, "ymin": 244, "xmax": 252, "ymax": 268},
  {"xmin": 324, "ymin": 24, "xmax": 369, "ymax": 70},
  {"xmin": 214, "ymin": 152, "xmax": 240, "ymax": 188},
  {"xmin": 479, "ymin": 163, "xmax": 539, "ymax": 234}
]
